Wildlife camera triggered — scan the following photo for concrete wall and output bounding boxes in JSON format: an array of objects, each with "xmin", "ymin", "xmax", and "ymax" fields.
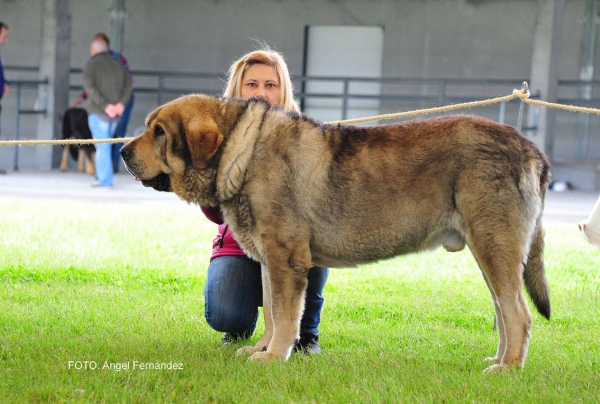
[
  {"xmin": 10, "ymin": 0, "xmax": 580, "ymax": 79},
  {"xmin": 1, "ymin": 0, "xmax": 599, "ymax": 181}
]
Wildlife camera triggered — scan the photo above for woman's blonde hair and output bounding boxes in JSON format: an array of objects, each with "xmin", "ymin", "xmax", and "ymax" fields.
[{"xmin": 223, "ymin": 45, "xmax": 299, "ymax": 112}]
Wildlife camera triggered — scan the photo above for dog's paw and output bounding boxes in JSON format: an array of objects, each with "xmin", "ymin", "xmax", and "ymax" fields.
[
  {"xmin": 248, "ymin": 351, "xmax": 284, "ymax": 362},
  {"xmin": 484, "ymin": 356, "xmax": 501, "ymax": 364},
  {"xmin": 483, "ymin": 364, "xmax": 518, "ymax": 374},
  {"xmin": 236, "ymin": 346, "xmax": 258, "ymax": 356}
]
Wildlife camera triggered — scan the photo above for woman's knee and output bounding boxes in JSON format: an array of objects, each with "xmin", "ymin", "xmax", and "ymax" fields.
[
  {"xmin": 204, "ymin": 298, "xmax": 258, "ymax": 333},
  {"xmin": 203, "ymin": 255, "xmax": 261, "ymax": 333}
]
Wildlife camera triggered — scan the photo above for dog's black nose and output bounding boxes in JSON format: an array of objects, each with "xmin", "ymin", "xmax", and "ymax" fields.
[{"xmin": 120, "ymin": 147, "xmax": 132, "ymax": 160}]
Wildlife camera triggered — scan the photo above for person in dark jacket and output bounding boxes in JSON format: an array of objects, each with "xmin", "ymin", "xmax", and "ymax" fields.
[{"xmin": 201, "ymin": 46, "xmax": 329, "ymax": 354}]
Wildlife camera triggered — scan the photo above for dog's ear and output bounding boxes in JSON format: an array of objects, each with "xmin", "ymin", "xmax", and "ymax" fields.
[{"xmin": 184, "ymin": 119, "xmax": 224, "ymax": 170}]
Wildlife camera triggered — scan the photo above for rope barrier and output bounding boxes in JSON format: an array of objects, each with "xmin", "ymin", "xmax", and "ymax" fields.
[
  {"xmin": 513, "ymin": 91, "xmax": 600, "ymax": 116},
  {"xmin": 1, "ymin": 84, "xmax": 600, "ymax": 147},
  {"xmin": 328, "ymin": 89, "xmax": 524, "ymax": 124},
  {"xmin": 0, "ymin": 137, "xmax": 135, "ymax": 146}
]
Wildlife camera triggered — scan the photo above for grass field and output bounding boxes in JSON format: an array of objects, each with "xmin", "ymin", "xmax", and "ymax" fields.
[{"xmin": 1, "ymin": 197, "xmax": 599, "ymax": 403}]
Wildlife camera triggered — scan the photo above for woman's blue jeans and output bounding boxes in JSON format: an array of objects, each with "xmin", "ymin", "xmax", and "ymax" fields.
[
  {"xmin": 204, "ymin": 255, "xmax": 328, "ymax": 336},
  {"xmin": 111, "ymin": 94, "xmax": 135, "ymax": 168},
  {"xmin": 88, "ymin": 114, "xmax": 118, "ymax": 187}
]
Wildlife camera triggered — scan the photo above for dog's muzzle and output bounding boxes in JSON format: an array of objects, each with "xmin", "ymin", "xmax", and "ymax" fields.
[
  {"xmin": 140, "ymin": 173, "xmax": 171, "ymax": 192},
  {"xmin": 120, "ymin": 146, "xmax": 172, "ymax": 192}
]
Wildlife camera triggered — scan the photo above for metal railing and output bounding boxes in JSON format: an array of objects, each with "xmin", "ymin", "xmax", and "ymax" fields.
[
  {"xmin": 2, "ymin": 78, "xmax": 49, "ymax": 170},
  {"xmin": 67, "ymin": 68, "xmax": 226, "ymax": 106},
  {"xmin": 11, "ymin": 65, "xmax": 600, "ymax": 110},
  {"xmin": 63, "ymin": 67, "xmax": 534, "ymax": 123},
  {"xmin": 7, "ymin": 65, "xmax": 600, "ymax": 168}
]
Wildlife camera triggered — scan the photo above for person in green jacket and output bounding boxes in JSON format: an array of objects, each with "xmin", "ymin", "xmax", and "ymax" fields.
[{"xmin": 82, "ymin": 37, "xmax": 132, "ymax": 188}]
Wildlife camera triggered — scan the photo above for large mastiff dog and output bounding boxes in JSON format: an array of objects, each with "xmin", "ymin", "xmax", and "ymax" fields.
[{"xmin": 121, "ymin": 94, "xmax": 551, "ymax": 373}]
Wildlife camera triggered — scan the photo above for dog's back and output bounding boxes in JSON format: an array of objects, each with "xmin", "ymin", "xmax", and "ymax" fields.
[{"xmin": 62, "ymin": 107, "xmax": 92, "ymax": 140}]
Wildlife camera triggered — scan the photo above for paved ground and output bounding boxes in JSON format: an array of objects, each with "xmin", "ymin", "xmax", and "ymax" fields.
[
  {"xmin": 0, "ymin": 169, "xmax": 598, "ymax": 226},
  {"xmin": 0, "ymin": 169, "xmax": 181, "ymax": 205}
]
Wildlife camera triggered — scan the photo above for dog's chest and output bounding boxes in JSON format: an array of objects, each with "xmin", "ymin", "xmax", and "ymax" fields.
[{"xmin": 220, "ymin": 197, "xmax": 264, "ymax": 264}]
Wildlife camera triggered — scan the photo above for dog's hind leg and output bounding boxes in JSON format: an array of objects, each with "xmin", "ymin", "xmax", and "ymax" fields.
[
  {"xmin": 477, "ymin": 261, "xmax": 505, "ymax": 365},
  {"xmin": 85, "ymin": 151, "xmax": 96, "ymax": 176},
  {"xmin": 467, "ymin": 222, "xmax": 533, "ymax": 373},
  {"xmin": 247, "ymin": 243, "xmax": 310, "ymax": 362}
]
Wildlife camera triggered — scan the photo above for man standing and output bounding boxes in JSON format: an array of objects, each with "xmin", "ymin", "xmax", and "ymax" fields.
[
  {"xmin": 82, "ymin": 37, "xmax": 132, "ymax": 188},
  {"xmin": 75, "ymin": 33, "xmax": 134, "ymax": 173},
  {"xmin": 0, "ymin": 22, "xmax": 10, "ymax": 174}
]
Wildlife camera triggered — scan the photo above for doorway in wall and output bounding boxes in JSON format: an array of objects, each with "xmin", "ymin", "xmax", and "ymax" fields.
[{"xmin": 302, "ymin": 25, "xmax": 384, "ymax": 123}]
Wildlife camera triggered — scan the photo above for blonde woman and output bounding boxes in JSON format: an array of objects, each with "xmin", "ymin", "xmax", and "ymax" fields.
[
  {"xmin": 222, "ymin": 46, "xmax": 299, "ymax": 112},
  {"xmin": 201, "ymin": 47, "xmax": 328, "ymax": 354}
]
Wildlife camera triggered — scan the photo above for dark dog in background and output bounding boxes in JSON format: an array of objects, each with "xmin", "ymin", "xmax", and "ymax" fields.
[{"xmin": 59, "ymin": 107, "xmax": 96, "ymax": 175}]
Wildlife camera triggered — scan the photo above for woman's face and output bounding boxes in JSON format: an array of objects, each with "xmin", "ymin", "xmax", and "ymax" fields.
[{"xmin": 240, "ymin": 63, "xmax": 281, "ymax": 106}]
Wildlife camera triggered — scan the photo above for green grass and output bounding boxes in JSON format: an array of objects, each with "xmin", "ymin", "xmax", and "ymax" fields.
[{"xmin": 1, "ymin": 198, "xmax": 599, "ymax": 403}]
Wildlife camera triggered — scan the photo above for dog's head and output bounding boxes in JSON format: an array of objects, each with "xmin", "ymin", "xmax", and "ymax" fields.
[{"xmin": 120, "ymin": 94, "xmax": 227, "ymax": 202}]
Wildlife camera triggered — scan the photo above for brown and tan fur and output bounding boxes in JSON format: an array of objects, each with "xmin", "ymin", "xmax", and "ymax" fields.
[{"xmin": 120, "ymin": 94, "xmax": 551, "ymax": 373}]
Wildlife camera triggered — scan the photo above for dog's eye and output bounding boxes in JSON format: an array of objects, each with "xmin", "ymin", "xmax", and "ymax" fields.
[{"xmin": 154, "ymin": 125, "xmax": 165, "ymax": 137}]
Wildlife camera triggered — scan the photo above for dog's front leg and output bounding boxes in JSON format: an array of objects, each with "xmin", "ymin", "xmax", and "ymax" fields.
[
  {"xmin": 246, "ymin": 248, "xmax": 310, "ymax": 362},
  {"xmin": 77, "ymin": 149, "xmax": 85, "ymax": 172},
  {"xmin": 237, "ymin": 264, "xmax": 273, "ymax": 357},
  {"xmin": 60, "ymin": 146, "xmax": 69, "ymax": 172}
]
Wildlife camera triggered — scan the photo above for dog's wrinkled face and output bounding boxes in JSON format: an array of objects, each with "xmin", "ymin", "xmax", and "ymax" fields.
[{"xmin": 120, "ymin": 95, "xmax": 224, "ymax": 194}]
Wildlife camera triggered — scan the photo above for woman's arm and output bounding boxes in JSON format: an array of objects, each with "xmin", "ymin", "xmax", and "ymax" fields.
[{"xmin": 200, "ymin": 205, "xmax": 223, "ymax": 224}]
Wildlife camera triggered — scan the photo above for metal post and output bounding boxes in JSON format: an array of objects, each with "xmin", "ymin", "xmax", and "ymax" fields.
[
  {"xmin": 498, "ymin": 101, "xmax": 506, "ymax": 124},
  {"xmin": 527, "ymin": 0, "xmax": 564, "ymax": 159},
  {"xmin": 576, "ymin": 0, "xmax": 598, "ymax": 158},
  {"xmin": 12, "ymin": 83, "xmax": 20, "ymax": 171},
  {"xmin": 109, "ymin": 0, "xmax": 126, "ymax": 53},
  {"xmin": 341, "ymin": 79, "xmax": 349, "ymax": 120},
  {"xmin": 517, "ymin": 81, "xmax": 528, "ymax": 131},
  {"xmin": 437, "ymin": 81, "xmax": 446, "ymax": 108}
]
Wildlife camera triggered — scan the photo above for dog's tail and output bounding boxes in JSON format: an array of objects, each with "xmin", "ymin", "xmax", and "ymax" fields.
[
  {"xmin": 523, "ymin": 153, "xmax": 551, "ymax": 320},
  {"xmin": 523, "ymin": 218, "xmax": 550, "ymax": 320}
]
